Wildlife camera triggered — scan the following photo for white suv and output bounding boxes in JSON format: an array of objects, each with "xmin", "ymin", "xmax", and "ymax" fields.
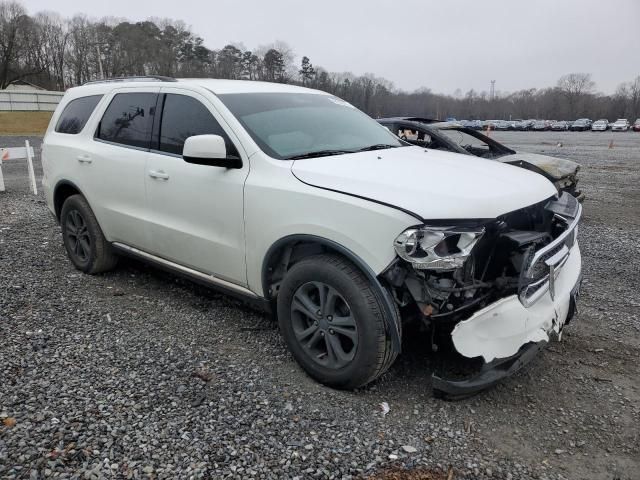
[{"xmin": 42, "ymin": 77, "xmax": 582, "ymax": 397}]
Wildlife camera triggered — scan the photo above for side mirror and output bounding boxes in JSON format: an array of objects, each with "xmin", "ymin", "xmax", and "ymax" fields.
[{"xmin": 183, "ymin": 134, "xmax": 242, "ymax": 168}]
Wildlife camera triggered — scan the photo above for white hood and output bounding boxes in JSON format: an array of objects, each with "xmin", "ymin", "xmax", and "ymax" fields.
[
  {"xmin": 502, "ymin": 152, "xmax": 580, "ymax": 179},
  {"xmin": 291, "ymin": 146, "xmax": 557, "ymax": 220}
]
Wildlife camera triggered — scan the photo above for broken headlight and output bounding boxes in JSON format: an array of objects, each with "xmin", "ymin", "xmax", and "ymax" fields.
[{"xmin": 394, "ymin": 226, "xmax": 484, "ymax": 270}]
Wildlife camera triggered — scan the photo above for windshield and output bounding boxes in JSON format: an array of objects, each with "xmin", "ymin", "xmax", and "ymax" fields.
[
  {"xmin": 217, "ymin": 92, "xmax": 404, "ymax": 159},
  {"xmin": 435, "ymin": 127, "xmax": 513, "ymax": 158}
]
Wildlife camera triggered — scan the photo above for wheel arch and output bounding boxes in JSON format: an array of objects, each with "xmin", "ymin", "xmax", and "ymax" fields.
[
  {"xmin": 261, "ymin": 234, "xmax": 402, "ymax": 352},
  {"xmin": 53, "ymin": 179, "xmax": 84, "ymax": 221}
]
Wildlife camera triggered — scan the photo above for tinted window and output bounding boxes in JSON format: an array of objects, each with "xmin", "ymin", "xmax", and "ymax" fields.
[
  {"xmin": 96, "ymin": 93, "xmax": 157, "ymax": 148},
  {"xmin": 158, "ymin": 94, "xmax": 234, "ymax": 155},
  {"xmin": 55, "ymin": 95, "xmax": 102, "ymax": 134}
]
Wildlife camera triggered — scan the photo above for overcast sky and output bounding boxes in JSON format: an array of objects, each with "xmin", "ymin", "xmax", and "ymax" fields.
[{"xmin": 20, "ymin": 0, "xmax": 640, "ymax": 95}]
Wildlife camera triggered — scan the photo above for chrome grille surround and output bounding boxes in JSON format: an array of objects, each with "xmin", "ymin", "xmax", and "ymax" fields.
[{"xmin": 520, "ymin": 202, "xmax": 582, "ymax": 307}]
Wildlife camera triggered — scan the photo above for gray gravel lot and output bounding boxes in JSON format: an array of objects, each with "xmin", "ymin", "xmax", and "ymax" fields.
[{"xmin": 1, "ymin": 132, "xmax": 639, "ymax": 480}]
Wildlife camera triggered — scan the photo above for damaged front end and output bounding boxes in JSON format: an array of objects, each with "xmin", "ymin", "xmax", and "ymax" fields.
[{"xmin": 382, "ymin": 193, "xmax": 582, "ymax": 399}]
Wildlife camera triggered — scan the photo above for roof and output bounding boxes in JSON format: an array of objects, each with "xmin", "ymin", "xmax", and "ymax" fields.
[
  {"xmin": 67, "ymin": 78, "xmax": 324, "ymax": 97},
  {"xmin": 178, "ymin": 78, "xmax": 322, "ymax": 95},
  {"xmin": 427, "ymin": 121, "xmax": 465, "ymax": 130},
  {"xmin": 5, "ymin": 79, "xmax": 47, "ymax": 90},
  {"xmin": 377, "ymin": 117, "xmax": 462, "ymax": 130},
  {"xmin": 377, "ymin": 116, "xmax": 442, "ymax": 124}
]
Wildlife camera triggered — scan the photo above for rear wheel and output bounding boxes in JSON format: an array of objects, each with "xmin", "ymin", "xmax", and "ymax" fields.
[
  {"xmin": 60, "ymin": 194, "xmax": 118, "ymax": 274},
  {"xmin": 277, "ymin": 254, "xmax": 396, "ymax": 389}
]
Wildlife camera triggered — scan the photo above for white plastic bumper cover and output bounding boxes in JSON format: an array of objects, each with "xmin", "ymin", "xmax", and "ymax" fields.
[{"xmin": 451, "ymin": 242, "xmax": 582, "ymax": 362}]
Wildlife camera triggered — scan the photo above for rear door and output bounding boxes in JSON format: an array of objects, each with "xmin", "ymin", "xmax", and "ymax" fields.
[
  {"xmin": 85, "ymin": 88, "xmax": 159, "ymax": 249},
  {"xmin": 144, "ymin": 87, "xmax": 250, "ymax": 285}
]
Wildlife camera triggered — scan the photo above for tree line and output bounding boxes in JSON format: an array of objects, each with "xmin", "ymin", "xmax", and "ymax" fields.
[{"xmin": 1, "ymin": 0, "xmax": 639, "ymax": 121}]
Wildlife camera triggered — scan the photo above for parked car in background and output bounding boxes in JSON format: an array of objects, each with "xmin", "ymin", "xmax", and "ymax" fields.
[
  {"xmin": 466, "ymin": 119, "xmax": 483, "ymax": 130},
  {"xmin": 591, "ymin": 119, "xmax": 609, "ymax": 131},
  {"xmin": 570, "ymin": 119, "xmax": 592, "ymax": 131},
  {"xmin": 378, "ymin": 117, "xmax": 584, "ymax": 201},
  {"xmin": 43, "ymin": 79, "xmax": 584, "ymax": 398},
  {"xmin": 633, "ymin": 119, "xmax": 640, "ymax": 132},
  {"xmin": 520, "ymin": 119, "xmax": 536, "ymax": 131},
  {"xmin": 551, "ymin": 120, "xmax": 570, "ymax": 131},
  {"xmin": 513, "ymin": 120, "xmax": 529, "ymax": 131},
  {"xmin": 495, "ymin": 120, "xmax": 511, "ymax": 131},
  {"xmin": 532, "ymin": 120, "xmax": 549, "ymax": 131},
  {"xmin": 611, "ymin": 119, "xmax": 630, "ymax": 131}
]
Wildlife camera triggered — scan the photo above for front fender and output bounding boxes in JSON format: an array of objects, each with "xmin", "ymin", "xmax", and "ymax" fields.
[{"xmin": 261, "ymin": 233, "xmax": 403, "ymax": 353}]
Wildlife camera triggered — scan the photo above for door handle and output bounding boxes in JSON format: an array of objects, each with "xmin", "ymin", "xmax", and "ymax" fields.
[
  {"xmin": 148, "ymin": 170, "xmax": 170, "ymax": 180},
  {"xmin": 76, "ymin": 154, "xmax": 92, "ymax": 164}
]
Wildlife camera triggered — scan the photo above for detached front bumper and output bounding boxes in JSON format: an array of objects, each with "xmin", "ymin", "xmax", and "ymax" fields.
[{"xmin": 433, "ymin": 242, "xmax": 582, "ymax": 399}]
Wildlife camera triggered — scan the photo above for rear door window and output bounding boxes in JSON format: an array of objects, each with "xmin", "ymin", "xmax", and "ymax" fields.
[
  {"xmin": 55, "ymin": 95, "xmax": 103, "ymax": 134},
  {"xmin": 96, "ymin": 92, "xmax": 157, "ymax": 149},
  {"xmin": 156, "ymin": 93, "xmax": 236, "ymax": 156}
]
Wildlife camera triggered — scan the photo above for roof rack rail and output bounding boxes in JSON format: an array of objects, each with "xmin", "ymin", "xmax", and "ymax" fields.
[{"xmin": 83, "ymin": 75, "xmax": 178, "ymax": 85}]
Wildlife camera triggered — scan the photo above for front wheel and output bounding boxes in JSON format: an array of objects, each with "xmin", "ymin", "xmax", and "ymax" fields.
[{"xmin": 277, "ymin": 254, "xmax": 396, "ymax": 389}]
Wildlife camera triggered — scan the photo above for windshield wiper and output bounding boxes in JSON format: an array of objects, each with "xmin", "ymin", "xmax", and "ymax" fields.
[
  {"xmin": 356, "ymin": 144, "xmax": 400, "ymax": 152},
  {"xmin": 286, "ymin": 144, "xmax": 400, "ymax": 160},
  {"xmin": 286, "ymin": 150, "xmax": 355, "ymax": 160}
]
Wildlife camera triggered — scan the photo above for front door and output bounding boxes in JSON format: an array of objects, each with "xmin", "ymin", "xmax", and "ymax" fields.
[{"xmin": 144, "ymin": 88, "xmax": 249, "ymax": 286}]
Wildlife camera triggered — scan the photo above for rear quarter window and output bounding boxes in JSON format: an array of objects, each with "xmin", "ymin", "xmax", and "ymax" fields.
[{"xmin": 55, "ymin": 95, "xmax": 103, "ymax": 134}]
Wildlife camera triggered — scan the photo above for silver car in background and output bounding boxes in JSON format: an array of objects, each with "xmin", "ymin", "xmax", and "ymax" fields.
[
  {"xmin": 611, "ymin": 119, "xmax": 630, "ymax": 131},
  {"xmin": 592, "ymin": 119, "xmax": 609, "ymax": 131}
]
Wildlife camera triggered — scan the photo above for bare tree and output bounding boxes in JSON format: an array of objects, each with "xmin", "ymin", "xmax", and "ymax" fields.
[
  {"xmin": 2, "ymin": 0, "xmax": 639, "ymax": 123},
  {"xmin": 557, "ymin": 73, "xmax": 595, "ymax": 118},
  {"xmin": 0, "ymin": 1, "xmax": 41, "ymax": 88},
  {"xmin": 628, "ymin": 76, "xmax": 640, "ymax": 121},
  {"xmin": 34, "ymin": 11, "xmax": 68, "ymax": 89}
]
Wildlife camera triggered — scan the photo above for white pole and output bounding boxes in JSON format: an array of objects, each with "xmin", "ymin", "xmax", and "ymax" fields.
[
  {"xmin": 25, "ymin": 140, "xmax": 37, "ymax": 195},
  {"xmin": 0, "ymin": 157, "xmax": 5, "ymax": 193}
]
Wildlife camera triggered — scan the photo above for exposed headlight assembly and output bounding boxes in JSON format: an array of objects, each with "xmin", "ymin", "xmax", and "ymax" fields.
[{"xmin": 394, "ymin": 226, "xmax": 485, "ymax": 270}]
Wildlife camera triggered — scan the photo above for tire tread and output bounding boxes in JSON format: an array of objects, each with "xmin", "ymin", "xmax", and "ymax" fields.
[
  {"xmin": 61, "ymin": 194, "xmax": 118, "ymax": 274},
  {"xmin": 279, "ymin": 253, "xmax": 398, "ymax": 389}
]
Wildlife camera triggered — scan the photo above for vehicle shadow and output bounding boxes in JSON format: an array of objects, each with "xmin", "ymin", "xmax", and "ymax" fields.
[{"xmin": 113, "ymin": 255, "xmax": 485, "ymax": 399}]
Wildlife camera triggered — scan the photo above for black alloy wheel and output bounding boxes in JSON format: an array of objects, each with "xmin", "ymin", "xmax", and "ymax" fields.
[
  {"xmin": 290, "ymin": 281, "xmax": 358, "ymax": 369},
  {"xmin": 64, "ymin": 209, "xmax": 91, "ymax": 264}
]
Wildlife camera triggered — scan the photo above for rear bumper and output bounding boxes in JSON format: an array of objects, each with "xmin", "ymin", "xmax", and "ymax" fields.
[{"xmin": 433, "ymin": 242, "xmax": 582, "ymax": 398}]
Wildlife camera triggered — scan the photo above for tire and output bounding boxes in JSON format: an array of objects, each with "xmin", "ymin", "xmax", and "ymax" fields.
[
  {"xmin": 60, "ymin": 194, "xmax": 118, "ymax": 274},
  {"xmin": 277, "ymin": 253, "xmax": 396, "ymax": 389}
]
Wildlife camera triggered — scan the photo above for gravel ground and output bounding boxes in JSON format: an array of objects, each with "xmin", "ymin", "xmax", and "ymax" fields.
[{"xmin": 1, "ymin": 133, "xmax": 639, "ymax": 480}]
